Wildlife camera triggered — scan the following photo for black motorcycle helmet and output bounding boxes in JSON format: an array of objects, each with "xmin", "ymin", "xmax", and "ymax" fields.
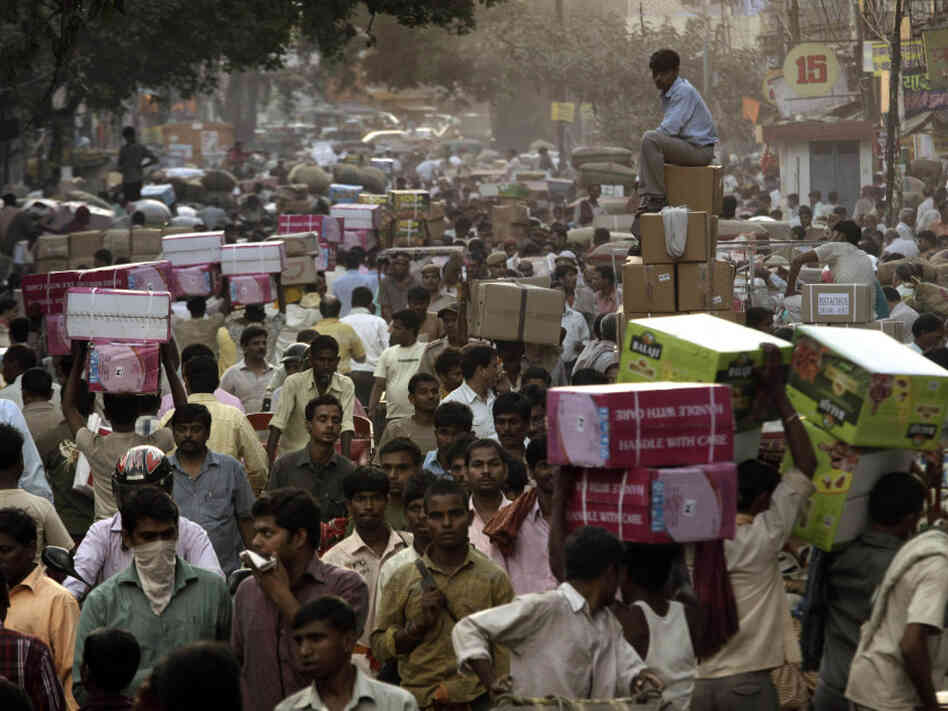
[{"xmin": 112, "ymin": 445, "xmax": 174, "ymax": 509}]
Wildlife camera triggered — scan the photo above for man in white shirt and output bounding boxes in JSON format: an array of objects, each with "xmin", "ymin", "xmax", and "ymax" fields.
[
  {"xmin": 341, "ymin": 286, "xmax": 390, "ymax": 408},
  {"xmin": 692, "ymin": 344, "xmax": 817, "ymax": 711},
  {"xmin": 809, "ymin": 190, "xmax": 830, "ymax": 221},
  {"xmin": 560, "ymin": 304, "xmax": 590, "ymax": 371},
  {"xmin": 505, "ymin": 149, "xmax": 523, "ymax": 181},
  {"xmin": 785, "ymin": 220, "xmax": 883, "ymax": 316},
  {"xmin": 883, "ymin": 287, "xmax": 919, "ymax": 344},
  {"xmin": 440, "ymin": 344, "xmax": 499, "ymax": 440},
  {"xmin": 369, "ymin": 309, "xmax": 425, "ymax": 426},
  {"xmin": 277, "ymin": 596, "xmax": 419, "ymax": 711},
  {"xmin": 0, "ymin": 345, "xmax": 60, "ymax": 411},
  {"xmin": 895, "ymin": 208, "xmax": 916, "ymax": 242},
  {"xmin": 883, "ymin": 226, "xmax": 919, "ymax": 259},
  {"xmin": 453, "ymin": 525, "xmax": 655, "ymax": 700},
  {"xmin": 845, "ymin": 527, "xmax": 948, "ymax": 711}
]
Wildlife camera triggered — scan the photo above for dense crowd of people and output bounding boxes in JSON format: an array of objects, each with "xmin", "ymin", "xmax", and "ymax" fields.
[{"xmin": 0, "ymin": 48, "xmax": 945, "ymax": 711}]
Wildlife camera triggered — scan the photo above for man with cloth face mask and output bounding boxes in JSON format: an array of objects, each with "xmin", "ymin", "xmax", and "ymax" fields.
[{"xmin": 72, "ymin": 447, "xmax": 232, "ymax": 701}]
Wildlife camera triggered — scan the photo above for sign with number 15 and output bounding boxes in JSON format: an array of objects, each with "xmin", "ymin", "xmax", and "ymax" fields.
[{"xmin": 783, "ymin": 43, "xmax": 841, "ymax": 98}]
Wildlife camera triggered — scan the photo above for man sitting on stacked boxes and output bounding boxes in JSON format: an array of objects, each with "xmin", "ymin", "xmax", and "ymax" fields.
[{"xmin": 634, "ymin": 48, "xmax": 718, "ymax": 227}]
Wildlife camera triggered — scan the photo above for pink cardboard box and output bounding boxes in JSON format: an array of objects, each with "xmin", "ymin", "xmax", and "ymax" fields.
[
  {"xmin": 77, "ymin": 260, "xmax": 173, "ymax": 292},
  {"xmin": 547, "ymin": 382, "xmax": 734, "ymax": 468},
  {"xmin": 23, "ymin": 261, "xmax": 172, "ymax": 316},
  {"xmin": 46, "ymin": 313, "xmax": 71, "ymax": 355},
  {"xmin": 171, "ymin": 264, "xmax": 219, "ymax": 298},
  {"xmin": 278, "ymin": 215, "xmax": 343, "ymax": 242},
  {"xmin": 228, "ymin": 274, "xmax": 275, "ymax": 306},
  {"xmin": 87, "ymin": 342, "xmax": 161, "ymax": 393},
  {"xmin": 330, "ymin": 203, "xmax": 382, "ymax": 230},
  {"xmin": 566, "ymin": 463, "xmax": 737, "ymax": 543}
]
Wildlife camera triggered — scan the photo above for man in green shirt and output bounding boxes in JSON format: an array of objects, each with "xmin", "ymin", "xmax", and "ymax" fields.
[{"xmin": 72, "ymin": 484, "xmax": 231, "ymax": 698}]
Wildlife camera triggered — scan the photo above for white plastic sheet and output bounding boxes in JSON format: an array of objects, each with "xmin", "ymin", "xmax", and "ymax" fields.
[{"xmin": 661, "ymin": 206, "xmax": 689, "ymax": 258}]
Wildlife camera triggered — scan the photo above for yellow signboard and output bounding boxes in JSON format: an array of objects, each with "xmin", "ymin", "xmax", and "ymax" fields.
[
  {"xmin": 783, "ymin": 43, "xmax": 841, "ymax": 98},
  {"xmin": 551, "ymin": 102, "xmax": 575, "ymax": 123},
  {"xmin": 869, "ymin": 40, "xmax": 926, "ymax": 76}
]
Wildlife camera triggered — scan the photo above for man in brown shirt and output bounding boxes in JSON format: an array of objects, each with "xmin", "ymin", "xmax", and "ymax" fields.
[
  {"xmin": 232, "ymin": 487, "xmax": 369, "ymax": 711},
  {"xmin": 20, "ymin": 368, "xmax": 67, "ymax": 462},
  {"xmin": 378, "ymin": 252, "xmax": 419, "ymax": 323},
  {"xmin": 174, "ymin": 297, "xmax": 227, "ymax": 361}
]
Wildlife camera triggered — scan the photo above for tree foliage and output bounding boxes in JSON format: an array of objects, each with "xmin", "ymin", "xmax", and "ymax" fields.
[{"xmin": 360, "ymin": 1, "xmax": 765, "ymax": 150}]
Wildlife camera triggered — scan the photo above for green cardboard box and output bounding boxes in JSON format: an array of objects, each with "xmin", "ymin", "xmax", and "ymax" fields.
[
  {"xmin": 618, "ymin": 313, "xmax": 792, "ymax": 431},
  {"xmin": 786, "ymin": 325, "xmax": 948, "ymax": 450},
  {"xmin": 780, "ymin": 420, "xmax": 913, "ymax": 551}
]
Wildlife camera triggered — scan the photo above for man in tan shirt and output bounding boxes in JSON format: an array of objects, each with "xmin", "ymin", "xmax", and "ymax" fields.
[
  {"xmin": 21, "ymin": 368, "xmax": 67, "ymax": 462},
  {"xmin": 314, "ymin": 295, "xmax": 366, "ymax": 375},
  {"xmin": 174, "ymin": 297, "xmax": 227, "ymax": 361}
]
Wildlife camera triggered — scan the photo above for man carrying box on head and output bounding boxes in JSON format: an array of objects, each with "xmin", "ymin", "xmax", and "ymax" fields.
[{"xmin": 635, "ymin": 49, "xmax": 717, "ymax": 220}]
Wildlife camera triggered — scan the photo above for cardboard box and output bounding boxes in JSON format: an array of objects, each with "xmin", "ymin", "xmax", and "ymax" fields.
[
  {"xmin": 593, "ymin": 214, "xmax": 637, "ymax": 231},
  {"xmin": 342, "ymin": 229, "xmax": 376, "ymax": 251},
  {"xmin": 220, "ymin": 242, "xmax": 286, "ymax": 276},
  {"xmin": 566, "ymin": 463, "xmax": 737, "ymax": 543},
  {"xmin": 267, "ymin": 232, "xmax": 316, "ymax": 258},
  {"xmin": 358, "ymin": 193, "xmax": 389, "ymax": 205},
  {"xmin": 283, "ymin": 256, "xmax": 318, "ymax": 286},
  {"xmin": 162, "ymin": 232, "xmax": 223, "ymax": 266},
  {"xmin": 101, "ymin": 229, "xmax": 131, "ymax": 259},
  {"xmin": 664, "ymin": 164, "xmax": 723, "ymax": 215},
  {"xmin": 68, "ymin": 230, "xmax": 104, "ymax": 258},
  {"xmin": 618, "ymin": 314, "xmax": 793, "ymax": 431},
  {"xmin": 87, "ymin": 342, "xmax": 161, "ymax": 393},
  {"xmin": 33, "ymin": 258, "xmax": 69, "ymax": 275},
  {"xmin": 65, "ymin": 287, "xmax": 172, "ymax": 342},
  {"xmin": 850, "ymin": 319, "xmax": 904, "ymax": 341},
  {"xmin": 228, "ymin": 274, "xmax": 275, "ymax": 305},
  {"xmin": 35, "ymin": 235, "xmax": 69, "ymax": 260},
  {"xmin": 780, "ymin": 420, "xmax": 913, "ymax": 550},
  {"xmin": 676, "ymin": 261, "xmax": 734, "ymax": 311},
  {"xmin": 622, "ymin": 260, "xmax": 676, "ymax": 313},
  {"xmin": 277, "ymin": 215, "xmax": 343, "ymax": 242},
  {"xmin": 171, "ymin": 264, "xmax": 218, "ymax": 298},
  {"xmin": 389, "ymin": 190, "xmax": 431, "ymax": 210},
  {"xmin": 130, "ymin": 228, "xmax": 163, "ymax": 256},
  {"xmin": 546, "ymin": 382, "xmax": 735, "ymax": 468},
  {"xmin": 468, "ymin": 281, "xmax": 564, "ymax": 346},
  {"xmin": 640, "ymin": 212, "xmax": 717, "ymax": 264},
  {"xmin": 328, "ymin": 184, "xmax": 362, "ymax": 203},
  {"xmin": 427, "ymin": 218, "xmax": 446, "ymax": 243},
  {"xmin": 77, "ymin": 261, "xmax": 173, "ymax": 293},
  {"xmin": 787, "ymin": 325, "xmax": 948, "ymax": 450},
  {"xmin": 330, "ymin": 203, "xmax": 382, "ymax": 230},
  {"xmin": 801, "ymin": 284, "xmax": 874, "ymax": 324}
]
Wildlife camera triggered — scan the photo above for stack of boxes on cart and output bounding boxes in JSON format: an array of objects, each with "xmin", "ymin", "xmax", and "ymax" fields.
[
  {"xmin": 319, "ymin": 188, "xmax": 447, "ymax": 249},
  {"xmin": 621, "ymin": 164, "xmax": 740, "ymax": 330}
]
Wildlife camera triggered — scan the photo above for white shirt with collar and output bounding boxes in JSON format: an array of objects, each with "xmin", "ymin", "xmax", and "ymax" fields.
[
  {"xmin": 452, "ymin": 581, "xmax": 646, "ymax": 699},
  {"xmin": 341, "ymin": 307, "xmax": 390, "ymax": 373},
  {"xmin": 274, "ymin": 666, "xmax": 419, "ymax": 711},
  {"xmin": 440, "ymin": 382, "xmax": 497, "ymax": 440}
]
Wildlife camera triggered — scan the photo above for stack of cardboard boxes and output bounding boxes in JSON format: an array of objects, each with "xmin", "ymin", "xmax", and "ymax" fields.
[
  {"xmin": 387, "ymin": 190, "xmax": 447, "ymax": 246},
  {"xmin": 34, "ymin": 226, "xmax": 173, "ymax": 273},
  {"xmin": 545, "ymin": 382, "xmax": 738, "ymax": 544},
  {"xmin": 797, "ymin": 282, "xmax": 904, "ymax": 341},
  {"xmin": 782, "ymin": 326, "xmax": 948, "ymax": 550},
  {"xmin": 622, "ymin": 165, "xmax": 739, "ymax": 323},
  {"xmin": 491, "ymin": 203, "xmax": 530, "ymax": 245}
]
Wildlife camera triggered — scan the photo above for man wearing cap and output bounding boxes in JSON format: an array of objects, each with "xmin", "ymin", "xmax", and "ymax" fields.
[
  {"xmin": 418, "ymin": 301, "xmax": 469, "ymax": 378},
  {"xmin": 486, "ymin": 251, "xmax": 509, "ymax": 278},
  {"xmin": 269, "ymin": 343, "xmax": 309, "ymax": 413},
  {"xmin": 378, "ymin": 251, "xmax": 419, "ymax": 323},
  {"xmin": 341, "ymin": 286, "xmax": 390, "ymax": 408}
]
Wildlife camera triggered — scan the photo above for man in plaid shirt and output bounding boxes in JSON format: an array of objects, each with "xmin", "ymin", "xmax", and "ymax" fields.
[{"xmin": 0, "ymin": 569, "xmax": 66, "ymax": 711}]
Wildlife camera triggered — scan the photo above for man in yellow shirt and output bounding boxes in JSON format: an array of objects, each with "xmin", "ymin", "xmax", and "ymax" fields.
[{"xmin": 314, "ymin": 295, "xmax": 366, "ymax": 374}]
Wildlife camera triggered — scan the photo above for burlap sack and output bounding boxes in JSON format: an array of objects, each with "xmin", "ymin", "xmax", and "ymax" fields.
[
  {"xmin": 200, "ymin": 169, "xmax": 237, "ymax": 192},
  {"xmin": 287, "ymin": 164, "xmax": 331, "ymax": 194},
  {"xmin": 571, "ymin": 146, "xmax": 634, "ymax": 168}
]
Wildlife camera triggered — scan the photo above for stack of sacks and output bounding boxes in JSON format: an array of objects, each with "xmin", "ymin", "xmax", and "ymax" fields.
[
  {"xmin": 628, "ymin": 165, "xmax": 735, "ymax": 320},
  {"xmin": 546, "ymin": 382, "xmax": 737, "ymax": 544},
  {"xmin": 220, "ymin": 241, "xmax": 286, "ymax": 306},
  {"xmin": 783, "ymin": 326, "xmax": 948, "ymax": 550},
  {"xmin": 64, "ymin": 286, "xmax": 172, "ymax": 393}
]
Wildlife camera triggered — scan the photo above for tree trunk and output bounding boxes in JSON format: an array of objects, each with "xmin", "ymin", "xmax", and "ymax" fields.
[{"xmin": 885, "ymin": 0, "xmax": 904, "ymax": 227}]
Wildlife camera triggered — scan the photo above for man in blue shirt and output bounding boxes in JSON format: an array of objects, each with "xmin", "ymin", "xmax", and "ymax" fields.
[
  {"xmin": 331, "ymin": 249, "xmax": 376, "ymax": 317},
  {"xmin": 637, "ymin": 49, "xmax": 718, "ymax": 216}
]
